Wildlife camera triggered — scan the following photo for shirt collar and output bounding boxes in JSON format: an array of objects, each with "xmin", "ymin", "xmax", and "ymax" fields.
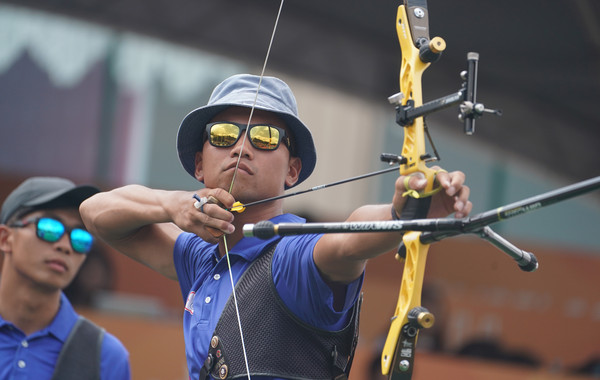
[
  {"xmin": 46, "ymin": 293, "xmax": 79, "ymax": 342},
  {"xmin": 0, "ymin": 292, "xmax": 78, "ymax": 341}
]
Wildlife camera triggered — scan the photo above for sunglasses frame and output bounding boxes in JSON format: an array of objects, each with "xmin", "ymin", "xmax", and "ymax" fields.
[
  {"xmin": 10, "ymin": 216, "xmax": 94, "ymax": 254},
  {"xmin": 205, "ymin": 121, "xmax": 294, "ymax": 154}
]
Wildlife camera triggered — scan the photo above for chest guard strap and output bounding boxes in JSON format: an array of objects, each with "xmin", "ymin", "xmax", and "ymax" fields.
[{"xmin": 51, "ymin": 316, "xmax": 104, "ymax": 380}]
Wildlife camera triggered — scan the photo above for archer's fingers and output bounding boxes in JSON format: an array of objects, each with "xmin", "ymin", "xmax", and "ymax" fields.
[
  {"xmin": 433, "ymin": 168, "xmax": 466, "ymax": 197},
  {"xmin": 203, "ymin": 188, "xmax": 236, "ymax": 210},
  {"xmin": 190, "ymin": 189, "xmax": 235, "ymax": 236},
  {"xmin": 453, "ymin": 184, "xmax": 472, "ymax": 218},
  {"xmin": 436, "ymin": 169, "xmax": 471, "ymax": 217}
]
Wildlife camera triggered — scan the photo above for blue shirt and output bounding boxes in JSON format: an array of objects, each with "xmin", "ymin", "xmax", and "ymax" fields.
[
  {"xmin": 174, "ymin": 213, "xmax": 363, "ymax": 380},
  {"xmin": 0, "ymin": 293, "xmax": 130, "ymax": 380}
]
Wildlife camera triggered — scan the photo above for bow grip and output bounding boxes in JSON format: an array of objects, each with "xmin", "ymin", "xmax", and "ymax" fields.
[{"xmin": 395, "ymin": 197, "xmax": 432, "ymax": 260}]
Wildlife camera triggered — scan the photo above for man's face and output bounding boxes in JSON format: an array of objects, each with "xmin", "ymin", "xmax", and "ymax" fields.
[
  {"xmin": 195, "ymin": 107, "xmax": 302, "ymax": 204},
  {"xmin": 0, "ymin": 208, "xmax": 88, "ymax": 292}
]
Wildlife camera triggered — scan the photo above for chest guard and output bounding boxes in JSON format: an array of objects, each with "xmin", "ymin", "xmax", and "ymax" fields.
[{"xmin": 199, "ymin": 243, "xmax": 361, "ymax": 380}]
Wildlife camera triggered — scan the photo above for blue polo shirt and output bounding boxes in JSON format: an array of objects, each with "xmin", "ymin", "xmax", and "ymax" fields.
[
  {"xmin": 0, "ymin": 293, "xmax": 130, "ymax": 380},
  {"xmin": 174, "ymin": 213, "xmax": 363, "ymax": 380}
]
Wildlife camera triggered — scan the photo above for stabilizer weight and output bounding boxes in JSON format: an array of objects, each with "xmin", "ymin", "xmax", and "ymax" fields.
[{"xmin": 243, "ymin": 221, "xmax": 276, "ymax": 239}]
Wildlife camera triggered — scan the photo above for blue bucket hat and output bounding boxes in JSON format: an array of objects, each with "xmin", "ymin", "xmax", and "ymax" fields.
[{"xmin": 176, "ymin": 74, "xmax": 317, "ymax": 188}]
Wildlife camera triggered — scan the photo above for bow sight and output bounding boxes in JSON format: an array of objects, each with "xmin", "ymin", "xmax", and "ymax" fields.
[{"xmin": 387, "ymin": 52, "xmax": 502, "ymax": 140}]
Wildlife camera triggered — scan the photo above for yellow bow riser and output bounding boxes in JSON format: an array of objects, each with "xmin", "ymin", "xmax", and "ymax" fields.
[{"xmin": 381, "ymin": 3, "xmax": 444, "ymax": 378}]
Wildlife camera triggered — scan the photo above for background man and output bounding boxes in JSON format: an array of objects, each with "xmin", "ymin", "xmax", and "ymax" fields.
[{"xmin": 0, "ymin": 176, "xmax": 130, "ymax": 380}]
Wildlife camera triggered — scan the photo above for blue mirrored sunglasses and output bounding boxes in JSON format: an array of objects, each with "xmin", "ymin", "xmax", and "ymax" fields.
[{"xmin": 11, "ymin": 217, "xmax": 94, "ymax": 254}]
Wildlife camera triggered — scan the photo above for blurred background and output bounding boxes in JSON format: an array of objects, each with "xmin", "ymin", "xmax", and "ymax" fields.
[{"xmin": 0, "ymin": 0, "xmax": 599, "ymax": 379}]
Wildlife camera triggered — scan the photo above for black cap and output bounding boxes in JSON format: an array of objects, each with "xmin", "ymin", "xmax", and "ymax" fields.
[{"xmin": 1, "ymin": 177, "xmax": 100, "ymax": 224}]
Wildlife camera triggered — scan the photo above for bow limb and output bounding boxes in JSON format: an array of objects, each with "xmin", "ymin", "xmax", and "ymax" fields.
[
  {"xmin": 396, "ymin": 1, "xmax": 441, "ymax": 193},
  {"xmin": 381, "ymin": 232, "xmax": 433, "ymax": 378}
]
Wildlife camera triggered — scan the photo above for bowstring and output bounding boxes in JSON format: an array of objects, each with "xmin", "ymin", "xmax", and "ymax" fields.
[{"xmin": 222, "ymin": 1, "xmax": 285, "ymax": 378}]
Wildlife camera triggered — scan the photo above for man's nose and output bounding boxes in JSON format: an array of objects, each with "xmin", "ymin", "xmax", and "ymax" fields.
[
  {"xmin": 54, "ymin": 233, "xmax": 72, "ymax": 254},
  {"xmin": 230, "ymin": 132, "xmax": 253, "ymax": 156}
]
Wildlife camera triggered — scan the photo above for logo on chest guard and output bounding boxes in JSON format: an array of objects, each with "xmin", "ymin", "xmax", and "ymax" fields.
[{"xmin": 185, "ymin": 291, "xmax": 195, "ymax": 315}]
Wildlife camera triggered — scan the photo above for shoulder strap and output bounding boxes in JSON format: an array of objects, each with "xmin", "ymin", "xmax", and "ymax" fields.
[{"xmin": 51, "ymin": 316, "xmax": 105, "ymax": 380}]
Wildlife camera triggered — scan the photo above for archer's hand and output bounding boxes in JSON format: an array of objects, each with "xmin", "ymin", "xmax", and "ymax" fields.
[
  {"xmin": 393, "ymin": 166, "xmax": 472, "ymax": 219},
  {"xmin": 169, "ymin": 188, "xmax": 236, "ymax": 243}
]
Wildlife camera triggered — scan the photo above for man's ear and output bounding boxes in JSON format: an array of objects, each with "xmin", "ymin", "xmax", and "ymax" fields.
[
  {"xmin": 194, "ymin": 151, "xmax": 204, "ymax": 182},
  {"xmin": 285, "ymin": 156, "xmax": 302, "ymax": 188},
  {"xmin": 0, "ymin": 225, "xmax": 13, "ymax": 254}
]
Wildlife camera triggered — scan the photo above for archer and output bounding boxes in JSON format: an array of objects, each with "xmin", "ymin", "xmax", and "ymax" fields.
[{"xmin": 80, "ymin": 73, "xmax": 471, "ymax": 380}]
